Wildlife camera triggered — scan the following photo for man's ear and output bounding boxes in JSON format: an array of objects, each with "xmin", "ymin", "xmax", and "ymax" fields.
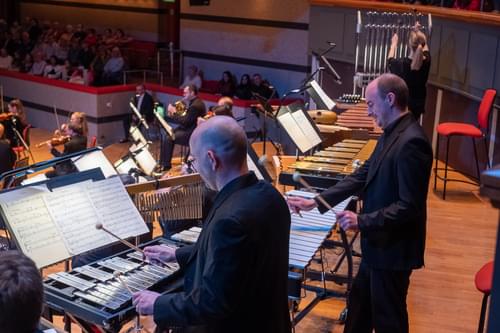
[
  {"xmin": 207, "ymin": 150, "xmax": 218, "ymax": 171},
  {"xmin": 386, "ymin": 92, "xmax": 396, "ymax": 107}
]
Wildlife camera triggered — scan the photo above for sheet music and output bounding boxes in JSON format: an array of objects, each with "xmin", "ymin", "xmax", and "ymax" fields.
[
  {"xmin": 277, "ymin": 108, "xmax": 322, "ymax": 153},
  {"xmin": 73, "ymin": 150, "xmax": 117, "ymax": 178},
  {"xmin": 45, "ymin": 184, "xmax": 111, "ymax": 255},
  {"xmin": 0, "ymin": 177, "xmax": 148, "ymax": 268},
  {"xmin": 278, "ymin": 111, "xmax": 311, "ymax": 153},
  {"xmin": 86, "ymin": 177, "xmax": 149, "ymax": 239},
  {"xmin": 310, "ymin": 80, "xmax": 336, "ymax": 110},
  {"xmin": 0, "ymin": 186, "xmax": 69, "ymax": 268},
  {"xmin": 291, "ymin": 109, "xmax": 322, "ymax": 148}
]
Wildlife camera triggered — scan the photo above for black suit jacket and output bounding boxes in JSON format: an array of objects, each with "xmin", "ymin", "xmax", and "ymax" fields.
[
  {"xmin": 168, "ymin": 97, "xmax": 206, "ymax": 132},
  {"xmin": 318, "ymin": 113, "xmax": 433, "ymax": 270},
  {"xmin": 154, "ymin": 172, "xmax": 291, "ymax": 333},
  {"xmin": 133, "ymin": 92, "xmax": 155, "ymax": 123},
  {"xmin": 51, "ymin": 135, "xmax": 88, "ymax": 176}
]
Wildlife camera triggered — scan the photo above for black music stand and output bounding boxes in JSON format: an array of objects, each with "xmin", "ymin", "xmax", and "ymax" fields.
[
  {"xmin": 251, "ymin": 92, "xmax": 281, "ymax": 156},
  {"xmin": 276, "ymin": 101, "xmax": 322, "ymax": 156}
]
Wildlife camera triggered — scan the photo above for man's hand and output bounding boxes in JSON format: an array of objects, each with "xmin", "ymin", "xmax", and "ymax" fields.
[
  {"xmin": 167, "ymin": 104, "xmax": 176, "ymax": 116},
  {"xmin": 286, "ymin": 196, "xmax": 317, "ymax": 215},
  {"xmin": 132, "ymin": 290, "xmax": 160, "ymax": 316},
  {"xmin": 336, "ymin": 210, "xmax": 359, "ymax": 232},
  {"xmin": 143, "ymin": 245, "xmax": 177, "ymax": 264}
]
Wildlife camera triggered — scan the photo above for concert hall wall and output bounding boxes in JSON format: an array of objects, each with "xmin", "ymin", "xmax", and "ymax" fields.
[{"xmin": 178, "ymin": 0, "xmax": 310, "ymax": 95}]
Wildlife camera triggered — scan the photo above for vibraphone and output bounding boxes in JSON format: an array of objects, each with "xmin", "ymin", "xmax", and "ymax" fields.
[
  {"xmin": 170, "ymin": 191, "xmax": 355, "ymax": 326},
  {"xmin": 279, "ymin": 139, "xmax": 377, "ymax": 189},
  {"xmin": 44, "ymin": 238, "xmax": 180, "ymax": 332}
]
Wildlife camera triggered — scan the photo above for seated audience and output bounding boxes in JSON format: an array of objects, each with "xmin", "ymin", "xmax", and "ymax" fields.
[
  {"xmin": 180, "ymin": 65, "xmax": 202, "ymax": 89},
  {"xmin": 0, "ymin": 48, "xmax": 12, "ymax": 69},
  {"xmin": 78, "ymin": 42, "xmax": 95, "ymax": 69},
  {"xmin": 29, "ymin": 51, "xmax": 46, "ymax": 76},
  {"xmin": 251, "ymin": 73, "xmax": 274, "ymax": 99},
  {"xmin": 216, "ymin": 70, "xmax": 236, "ymax": 97},
  {"xmin": 43, "ymin": 55, "xmax": 63, "ymax": 79},
  {"xmin": 19, "ymin": 53, "xmax": 33, "ymax": 73},
  {"xmin": 0, "ymin": 251, "xmax": 45, "ymax": 333},
  {"xmin": 453, "ymin": 0, "xmax": 480, "ymax": 9},
  {"xmin": 235, "ymin": 73, "xmax": 253, "ymax": 99},
  {"xmin": 102, "ymin": 46, "xmax": 124, "ymax": 85}
]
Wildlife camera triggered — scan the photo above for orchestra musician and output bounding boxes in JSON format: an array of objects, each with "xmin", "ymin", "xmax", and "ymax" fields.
[
  {"xmin": 121, "ymin": 84, "xmax": 155, "ymax": 143},
  {"xmin": 288, "ymin": 74, "xmax": 433, "ymax": 333},
  {"xmin": 0, "ymin": 251, "xmax": 44, "ymax": 333},
  {"xmin": 133, "ymin": 116, "xmax": 292, "ymax": 333},
  {"xmin": 387, "ymin": 22, "xmax": 431, "ymax": 120},
  {"xmin": 197, "ymin": 96, "xmax": 234, "ymax": 126},
  {"xmin": 158, "ymin": 84, "xmax": 206, "ymax": 172},
  {"xmin": 0, "ymin": 123, "xmax": 16, "ymax": 178},
  {"xmin": 3, "ymin": 98, "xmax": 29, "ymax": 148},
  {"xmin": 45, "ymin": 111, "xmax": 88, "ymax": 178}
]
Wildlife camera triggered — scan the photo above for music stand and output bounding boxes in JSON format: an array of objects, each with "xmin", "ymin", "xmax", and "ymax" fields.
[
  {"xmin": 276, "ymin": 101, "xmax": 322, "ymax": 154},
  {"xmin": 247, "ymin": 145, "xmax": 272, "ymax": 183},
  {"xmin": 306, "ymin": 79, "xmax": 336, "ymax": 111},
  {"xmin": 251, "ymin": 92, "xmax": 279, "ymax": 156}
]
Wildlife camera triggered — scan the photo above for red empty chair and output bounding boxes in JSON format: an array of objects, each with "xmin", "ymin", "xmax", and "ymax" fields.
[
  {"xmin": 434, "ymin": 89, "xmax": 497, "ymax": 199},
  {"xmin": 88, "ymin": 135, "xmax": 97, "ymax": 148},
  {"xmin": 475, "ymin": 261, "xmax": 494, "ymax": 333}
]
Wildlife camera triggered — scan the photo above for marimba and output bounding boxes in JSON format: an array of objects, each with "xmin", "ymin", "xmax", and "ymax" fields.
[{"xmin": 279, "ymin": 139, "xmax": 376, "ymax": 189}]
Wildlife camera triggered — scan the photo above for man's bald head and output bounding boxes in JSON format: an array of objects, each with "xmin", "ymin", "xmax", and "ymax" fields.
[{"xmin": 190, "ymin": 116, "xmax": 247, "ymax": 169}]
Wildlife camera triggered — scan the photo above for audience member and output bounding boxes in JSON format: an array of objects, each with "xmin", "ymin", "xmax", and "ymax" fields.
[
  {"xmin": 251, "ymin": 73, "xmax": 274, "ymax": 99},
  {"xmin": 453, "ymin": 0, "xmax": 481, "ymax": 9},
  {"xmin": 180, "ymin": 65, "xmax": 202, "ymax": 89},
  {"xmin": 0, "ymin": 48, "xmax": 12, "ymax": 69},
  {"xmin": 67, "ymin": 38, "xmax": 81, "ymax": 65},
  {"xmin": 0, "ymin": 251, "xmax": 44, "ymax": 333},
  {"xmin": 90, "ymin": 45, "xmax": 108, "ymax": 86},
  {"xmin": 43, "ymin": 55, "xmax": 63, "ymax": 79},
  {"xmin": 29, "ymin": 51, "xmax": 46, "ymax": 76},
  {"xmin": 235, "ymin": 73, "xmax": 253, "ymax": 99},
  {"xmin": 19, "ymin": 53, "xmax": 33, "ymax": 73},
  {"xmin": 216, "ymin": 70, "xmax": 236, "ymax": 97},
  {"xmin": 102, "ymin": 46, "xmax": 124, "ymax": 85}
]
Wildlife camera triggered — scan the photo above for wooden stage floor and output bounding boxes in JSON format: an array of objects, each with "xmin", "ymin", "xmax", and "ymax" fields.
[{"xmin": 18, "ymin": 129, "xmax": 500, "ymax": 332}]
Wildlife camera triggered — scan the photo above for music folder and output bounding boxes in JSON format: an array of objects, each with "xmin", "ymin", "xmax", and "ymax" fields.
[
  {"xmin": 0, "ymin": 174, "xmax": 149, "ymax": 268},
  {"xmin": 276, "ymin": 101, "xmax": 323, "ymax": 154}
]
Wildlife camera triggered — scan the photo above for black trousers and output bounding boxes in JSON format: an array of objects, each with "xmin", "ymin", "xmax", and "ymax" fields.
[
  {"xmin": 159, "ymin": 128, "xmax": 191, "ymax": 169},
  {"xmin": 344, "ymin": 262, "xmax": 412, "ymax": 333}
]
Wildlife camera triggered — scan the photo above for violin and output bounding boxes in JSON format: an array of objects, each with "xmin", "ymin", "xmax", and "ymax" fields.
[
  {"xmin": 0, "ymin": 112, "xmax": 15, "ymax": 121},
  {"xmin": 35, "ymin": 135, "xmax": 71, "ymax": 148}
]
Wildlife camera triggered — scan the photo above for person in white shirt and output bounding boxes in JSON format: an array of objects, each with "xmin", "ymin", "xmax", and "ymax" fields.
[
  {"xmin": 43, "ymin": 55, "xmax": 63, "ymax": 79},
  {"xmin": 29, "ymin": 51, "xmax": 46, "ymax": 76},
  {"xmin": 180, "ymin": 65, "xmax": 202, "ymax": 90},
  {"xmin": 0, "ymin": 48, "xmax": 12, "ymax": 69}
]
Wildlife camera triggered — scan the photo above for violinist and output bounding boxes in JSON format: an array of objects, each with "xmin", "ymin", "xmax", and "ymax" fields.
[
  {"xmin": 3, "ymin": 99, "xmax": 29, "ymax": 148},
  {"xmin": 45, "ymin": 112, "xmax": 88, "ymax": 178}
]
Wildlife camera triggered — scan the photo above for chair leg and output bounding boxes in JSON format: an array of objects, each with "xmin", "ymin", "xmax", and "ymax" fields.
[
  {"xmin": 443, "ymin": 136, "xmax": 450, "ymax": 200},
  {"xmin": 472, "ymin": 137, "xmax": 480, "ymax": 180},
  {"xmin": 434, "ymin": 134, "xmax": 440, "ymax": 191},
  {"xmin": 478, "ymin": 293, "xmax": 489, "ymax": 333},
  {"xmin": 483, "ymin": 137, "xmax": 491, "ymax": 169}
]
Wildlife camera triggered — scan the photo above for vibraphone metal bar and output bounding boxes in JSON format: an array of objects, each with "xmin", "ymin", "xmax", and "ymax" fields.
[
  {"xmin": 286, "ymin": 190, "xmax": 355, "ymax": 325},
  {"xmin": 353, "ymin": 10, "xmax": 432, "ymax": 95},
  {"xmin": 43, "ymin": 238, "xmax": 180, "ymax": 333},
  {"xmin": 169, "ymin": 192, "xmax": 356, "ymax": 326}
]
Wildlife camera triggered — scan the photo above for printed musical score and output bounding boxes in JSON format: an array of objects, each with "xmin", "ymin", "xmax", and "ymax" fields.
[{"xmin": 0, "ymin": 177, "xmax": 148, "ymax": 268}]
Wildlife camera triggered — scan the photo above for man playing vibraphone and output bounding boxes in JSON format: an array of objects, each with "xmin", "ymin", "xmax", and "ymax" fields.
[
  {"xmin": 133, "ymin": 116, "xmax": 292, "ymax": 333},
  {"xmin": 288, "ymin": 73, "xmax": 433, "ymax": 333}
]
